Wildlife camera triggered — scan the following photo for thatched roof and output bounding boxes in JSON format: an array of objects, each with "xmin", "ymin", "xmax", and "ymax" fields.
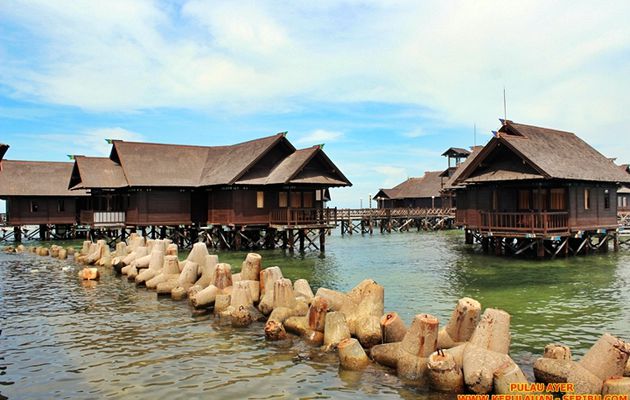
[
  {"xmin": 441, "ymin": 147, "xmax": 471, "ymax": 157},
  {"xmin": 0, "ymin": 144, "xmax": 8, "ymax": 161},
  {"xmin": 0, "ymin": 160, "xmax": 88, "ymax": 197},
  {"xmin": 71, "ymin": 134, "xmax": 351, "ymax": 189},
  {"xmin": 70, "ymin": 156, "xmax": 127, "ymax": 189},
  {"xmin": 378, "ymin": 171, "xmax": 443, "ymax": 200},
  {"xmin": 455, "ymin": 121, "xmax": 630, "ymax": 185}
]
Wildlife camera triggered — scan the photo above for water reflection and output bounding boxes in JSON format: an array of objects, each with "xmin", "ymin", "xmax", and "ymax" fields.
[{"xmin": 1, "ymin": 231, "xmax": 629, "ymax": 399}]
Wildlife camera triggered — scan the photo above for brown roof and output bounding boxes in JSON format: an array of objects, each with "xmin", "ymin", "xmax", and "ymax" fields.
[
  {"xmin": 71, "ymin": 134, "xmax": 351, "ymax": 189},
  {"xmin": 441, "ymin": 147, "xmax": 471, "ymax": 157},
  {"xmin": 70, "ymin": 156, "xmax": 127, "ymax": 189},
  {"xmin": 0, "ymin": 144, "xmax": 8, "ymax": 161},
  {"xmin": 443, "ymin": 146, "xmax": 484, "ymax": 190},
  {"xmin": 374, "ymin": 188, "xmax": 400, "ymax": 199},
  {"xmin": 0, "ymin": 160, "xmax": 88, "ymax": 197},
  {"xmin": 456, "ymin": 121, "xmax": 630, "ymax": 185},
  {"xmin": 380, "ymin": 171, "xmax": 443, "ymax": 200}
]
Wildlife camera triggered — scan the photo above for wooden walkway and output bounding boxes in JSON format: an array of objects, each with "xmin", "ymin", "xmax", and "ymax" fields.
[{"xmin": 334, "ymin": 207, "xmax": 456, "ymax": 235}]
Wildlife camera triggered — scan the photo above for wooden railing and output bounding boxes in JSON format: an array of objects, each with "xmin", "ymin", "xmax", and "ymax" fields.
[
  {"xmin": 80, "ymin": 210, "xmax": 126, "ymax": 226},
  {"xmin": 479, "ymin": 211, "xmax": 569, "ymax": 235},
  {"xmin": 336, "ymin": 207, "xmax": 454, "ymax": 220},
  {"xmin": 269, "ymin": 208, "xmax": 337, "ymax": 227}
]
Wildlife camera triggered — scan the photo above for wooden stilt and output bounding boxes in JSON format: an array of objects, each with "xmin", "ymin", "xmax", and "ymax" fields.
[
  {"xmin": 319, "ymin": 228, "xmax": 326, "ymax": 252},
  {"xmin": 613, "ymin": 233, "xmax": 620, "ymax": 252},
  {"xmin": 299, "ymin": 229, "xmax": 305, "ymax": 252},
  {"xmin": 13, "ymin": 225, "xmax": 21, "ymax": 242},
  {"xmin": 495, "ymin": 237, "xmax": 502, "ymax": 256},
  {"xmin": 482, "ymin": 237, "xmax": 489, "ymax": 253},
  {"xmin": 287, "ymin": 229, "xmax": 294, "ymax": 252},
  {"xmin": 536, "ymin": 239, "xmax": 545, "ymax": 259}
]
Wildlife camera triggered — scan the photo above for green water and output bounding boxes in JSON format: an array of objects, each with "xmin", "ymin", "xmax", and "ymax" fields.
[{"xmin": 1, "ymin": 230, "xmax": 629, "ymax": 399}]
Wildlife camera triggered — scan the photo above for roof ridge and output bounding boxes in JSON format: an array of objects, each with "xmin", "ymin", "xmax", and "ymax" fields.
[{"xmin": 113, "ymin": 132, "xmax": 284, "ymax": 150}]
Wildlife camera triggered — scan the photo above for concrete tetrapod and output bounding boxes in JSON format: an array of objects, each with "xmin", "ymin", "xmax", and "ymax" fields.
[
  {"xmin": 338, "ymin": 338, "xmax": 370, "ymax": 370},
  {"xmin": 189, "ymin": 263, "xmax": 232, "ymax": 308},
  {"xmin": 323, "ymin": 312, "xmax": 351, "ymax": 351},
  {"xmin": 380, "ymin": 312, "xmax": 407, "ymax": 343},
  {"xmin": 427, "ymin": 351, "xmax": 465, "ymax": 393},
  {"xmin": 241, "ymin": 253, "xmax": 262, "ymax": 281},
  {"xmin": 135, "ymin": 250, "xmax": 165, "ymax": 286},
  {"xmin": 188, "ymin": 255, "xmax": 219, "ymax": 298},
  {"xmin": 397, "ymin": 313, "xmax": 439, "ymax": 385},
  {"xmin": 170, "ymin": 261, "xmax": 200, "ymax": 299},
  {"xmin": 603, "ymin": 377, "xmax": 630, "ymax": 395},
  {"xmin": 146, "ymin": 255, "xmax": 179, "ymax": 290},
  {"xmin": 258, "ymin": 267, "xmax": 284, "ymax": 315},
  {"xmin": 437, "ymin": 297, "xmax": 481, "ymax": 349}
]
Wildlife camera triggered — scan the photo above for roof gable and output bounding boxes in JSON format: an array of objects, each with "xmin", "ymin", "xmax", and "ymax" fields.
[
  {"xmin": 0, "ymin": 144, "xmax": 8, "ymax": 161},
  {"xmin": 70, "ymin": 156, "xmax": 127, "ymax": 189},
  {"xmin": 456, "ymin": 121, "xmax": 630, "ymax": 184}
]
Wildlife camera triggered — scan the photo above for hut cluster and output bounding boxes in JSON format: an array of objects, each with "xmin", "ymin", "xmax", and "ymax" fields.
[{"xmin": 3, "ymin": 239, "xmax": 630, "ymax": 396}]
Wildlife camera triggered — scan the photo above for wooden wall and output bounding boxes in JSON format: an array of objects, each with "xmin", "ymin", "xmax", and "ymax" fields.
[
  {"xmin": 6, "ymin": 196, "xmax": 79, "ymax": 225},
  {"xmin": 456, "ymin": 182, "xmax": 619, "ymax": 231},
  {"xmin": 126, "ymin": 190, "xmax": 192, "ymax": 226},
  {"xmin": 208, "ymin": 188, "xmax": 320, "ymax": 225}
]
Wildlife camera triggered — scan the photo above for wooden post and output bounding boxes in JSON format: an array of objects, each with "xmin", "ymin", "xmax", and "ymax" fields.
[
  {"xmin": 234, "ymin": 227, "xmax": 241, "ymax": 250},
  {"xmin": 141, "ymin": 226, "xmax": 147, "ymax": 237},
  {"xmin": 39, "ymin": 224, "xmax": 47, "ymax": 241},
  {"xmin": 465, "ymin": 229, "xmax": 473, "ymax": 244},
  {"xmin": 481, "ymin": 237, "xmax": 489, "ymax": 253},
  {"xmin": 281, "ymin": 230, "xmax": 287, "ymax": 250},
  {"xmin": 13, "ymin": 225, "xmax": 21, "ymax": 242},
  {"xmin": 563, "ymin": 237, "xmax": 569, "ymax": 257},
  {"xmin": 299, "ymin": 229, "xmax": 305, "ymax": 252},
  {"xmin": 600, "ymin": 234, "xmax": 609, "ymax": 253},
  {"xmin": 160, "ymin": 226, "xmax": 167, "ymax": 239},
  {"xmin": 613, "ymin": 232, "xmax": 619, "ymax": 252},
  {"xmin": 150, "ymin": 226, "xmax": 156, "ymax": 239},
  {"xmin": 340, "ymin": 220, "xmax": 345, "ymax": 236},
  {"xmin": 287, "ymin": 229, "xmax": 294, "ymax": 252},
  {"xmin": 495, "ymin": 237, "xmax": 502, "ymax": 256},
  {"xmin": 319, "ymin": 228, "xmax": 326, "ymax": 252},
  {"xmin": 537, "ymin": 239, "xmax": 545, "ymax": 259}
]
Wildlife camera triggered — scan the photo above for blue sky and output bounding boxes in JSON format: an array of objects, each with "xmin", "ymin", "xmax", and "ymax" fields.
[{"xmin": 1, "ymin": 1, "xmax": 629, "ymax": 210}]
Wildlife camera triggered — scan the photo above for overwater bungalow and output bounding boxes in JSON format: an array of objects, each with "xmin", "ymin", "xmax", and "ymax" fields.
[
  {"xmin": 453, "ymin": 120, "xmax": 630, "ymax": 257},
  {"xmin": 375, "ymin": 171, "xmax": 444, "ymax": 209},
  {"xmin": 69, "ymin": 133, "xmax": 351, "ymax": 250},
  {"xmin": 618, "ymin": 164, "xmax": 630, "ymax": 212},
  {"xmin": 0, "ymin": 155, "xmax": 89, "ymax": 241}
]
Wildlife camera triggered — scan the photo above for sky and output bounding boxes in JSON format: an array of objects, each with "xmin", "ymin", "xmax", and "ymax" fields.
[{"xmin": 1, "ymin": 0, "xmax": 629, "ymax": 211}]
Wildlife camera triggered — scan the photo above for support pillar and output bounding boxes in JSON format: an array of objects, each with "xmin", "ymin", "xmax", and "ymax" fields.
[
  {"xmin": 287, "ymin": 229, "xmax": 294, "ymax": 252},
  {"xmin": 160, "ymin": 226, "xmax": 167, "ymax": 239},
  {"xmin": 234, "ymin": 227, "xmax": 241, "ymax": 250},
  {"xmin": 613, "ymin": 232, "xmax": 620, "ymax": 252},
  {"xmin": 39, "ymin": 224, "xmax": 47, "ymax": 241},
  {"xmin": 14, "ymin": 226, "xmax": 21, "ymax": 243},
  {"xmin": 319, "ymin": 228, "xmax": 326, "ymax": 252},
  {"xmin": 481, "ymin": 237, "xmax": 489, "ymax": 253},
  {"xmin": 465, "ymin": 229, "xmax": 473, "ymax": 244},
  {"xmin": 537, "ymin": 239, "xmax": 545, "ymax": 259},
  {"xmin": 299, "ymin": 229, "xmax": 305, "ymax": 252}
]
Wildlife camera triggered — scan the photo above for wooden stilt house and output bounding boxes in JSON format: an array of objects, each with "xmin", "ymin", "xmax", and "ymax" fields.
[
  {"xmin": 618, "ymin": 164, "xmax": 630, "ymax": 212},
  {"xmin": 69, "ymin": 133, "xmax": 350, "ymax": 250},
  {"xmin": 453, "ymin": 120, "xmax": 630, "ymax": 257},
  {"xmin": 374, "ymin": 171, "xmax": 444, "ymax": 209},
  {"xmin": 0, "ymin": 152, "xmax": 89, "ymax": 240}
]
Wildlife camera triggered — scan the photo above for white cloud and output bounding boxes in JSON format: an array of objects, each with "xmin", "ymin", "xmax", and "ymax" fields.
[
  {"xmin": 38, "ymin": 127, "xmax": 145, "ymax": 156},
  {"xmin": 296, "ymin": 129, "xmax": 343, "ymax": 144},
  {"xmin": 402, "ymin": 128, "xmax": 429, "ymax": 138},
  {"xmin": 0, "ymin": 0, "xmax": 629, "ymax": 159}
]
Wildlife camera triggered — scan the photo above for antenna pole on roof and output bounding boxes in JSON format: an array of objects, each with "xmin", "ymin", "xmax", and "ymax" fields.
[
  {"xmin": 474, "ymin": 123, "xmax": 477, "ymax": 147},
  {"xmin": 503, "ymin": 87, "xmax": 507, "ymax": 123}
]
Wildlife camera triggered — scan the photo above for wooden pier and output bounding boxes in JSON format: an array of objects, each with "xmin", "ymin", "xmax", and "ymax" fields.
[{"xmin": 336, "ymin": 207, "xmax": 455, "ymax": 235}]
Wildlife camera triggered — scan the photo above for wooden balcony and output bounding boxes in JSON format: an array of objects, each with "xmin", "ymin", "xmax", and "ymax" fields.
[
  {"xmin": 478, "ymin": 211, "xmax": 569, "ymax": 235},
  {"xmin": 269, "ymin": 208, "xmax": 337, "ymax": 227},
  {"xmin": 80, "ymin": 210, "xmax": 126, "ymax": 227}
]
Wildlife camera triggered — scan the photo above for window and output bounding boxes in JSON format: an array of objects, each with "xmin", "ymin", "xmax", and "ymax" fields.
[
  {"xmin": 532, "ymin": 189, "xmax": 547, "ymax": 210},
  {"xmin": 518, "ymin": 190, "xmax": 530, "ymax": 210},
  {"xmin": 290, "ymin": 192, "xmax": 301, "ymax": 208},
  {"xmin": 550, "ymin": 188, "xmax": 566, "ymax": 210},
  {"xmin": 278, "ymin": 192, "xmax": 288, "ymax": 208},
  {"xmin": 604, "ymin": 189, "xmax": 610, "ymax": 209},
  {"xmin": 30, "ymin": 201, "xmax": 39, "ymax": 213},
  {"xmin": 58, "ymin": 199, "xmax": 65, "ymax": 212},
  {"xmin": 315, "ymin": 190, "xmax": 322, "ymax": 201},
  {"xmin": 584, "ymin": 188, "xmax": 591, "ymax": 210},
  {"xmin": 303, "ymin": 192, "xmax": 313, "ymax": 208},
  {"xmin": 256, "ymin": 191, "xmax": 264, "ymax": 209}
]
